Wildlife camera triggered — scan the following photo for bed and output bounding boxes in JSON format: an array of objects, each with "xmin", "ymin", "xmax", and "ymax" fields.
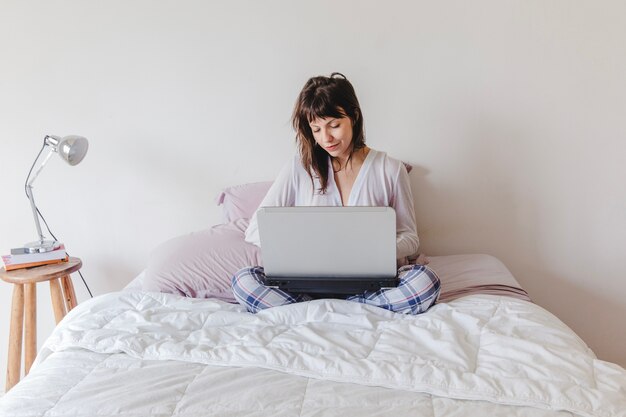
[{"xmin": 1, "ymin": 184, "xmax": 625, "ymax": 417}]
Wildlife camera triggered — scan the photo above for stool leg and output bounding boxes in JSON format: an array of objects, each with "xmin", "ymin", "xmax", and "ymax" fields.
[
  {"xmin": 49, "ymin": 278, "xmax": 67, "ymax": 324},
  {"xmin": 61, "ymin": 275, "xmax": 77, "ymax": 312},
  {"xmin": 24, "ymin": 283, "xmax": 37, "ymax": 375},
  {"xmin": 7, "ymin": 284, "xmax": 24, "ymax": 391}
]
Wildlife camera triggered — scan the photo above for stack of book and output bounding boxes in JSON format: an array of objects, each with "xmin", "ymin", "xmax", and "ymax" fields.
[{"xmin": 1, "ymin": 244, "xmax": 68, "ymax": 271}]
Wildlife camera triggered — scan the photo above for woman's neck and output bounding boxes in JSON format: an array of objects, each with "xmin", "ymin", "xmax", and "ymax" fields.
[{"xmin": 333, "ymin": 146, "xmax": 370, "ymax": 172}]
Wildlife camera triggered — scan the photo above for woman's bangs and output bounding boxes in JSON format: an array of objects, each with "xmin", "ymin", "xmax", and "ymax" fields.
[{"xmin": 304, "ymin": 96, "xmax": 345, "ymax": 123}]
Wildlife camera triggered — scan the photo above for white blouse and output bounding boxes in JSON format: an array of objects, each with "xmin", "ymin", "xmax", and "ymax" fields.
[{"xmin": 245, "ymin": 149, "xmax": 420, "ymax": 259}]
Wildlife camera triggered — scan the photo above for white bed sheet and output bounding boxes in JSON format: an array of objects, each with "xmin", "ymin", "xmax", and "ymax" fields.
[
  {"xmin": 1, "ymin": 290, "xmax": 624, "ymax": 417},
  {"xmin": 0, "ymin": 351, "xmax": 581, "ymax": 417}
]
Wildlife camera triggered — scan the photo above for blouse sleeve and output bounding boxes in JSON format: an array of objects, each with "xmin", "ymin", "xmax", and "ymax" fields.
[
  {"xmin": 244, "ymin": 158, "xmax": 297, "ymax": 247},
  {"xmin": 392, "ymin": 163, "xmax": 420, "ymax": 259}
]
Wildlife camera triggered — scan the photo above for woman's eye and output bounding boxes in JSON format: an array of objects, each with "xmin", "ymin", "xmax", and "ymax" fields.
[
  {"xmin": 312, "ymin": 129, "xmax": 320, "ymax": 133},
  {"xmin": 330, "ymin": 124, "xmax": 339, "ymax": 129}
]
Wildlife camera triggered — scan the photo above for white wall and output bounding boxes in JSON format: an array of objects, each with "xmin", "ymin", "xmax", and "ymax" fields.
[{"xmin": 1, "ymin": 0, "xmax": 625, "ymax": 392}]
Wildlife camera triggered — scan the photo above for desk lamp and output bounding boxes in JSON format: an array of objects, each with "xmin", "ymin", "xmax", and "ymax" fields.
[{"xmin": 21, "ymin": 135, "xmax": 89, "ymax": 254}]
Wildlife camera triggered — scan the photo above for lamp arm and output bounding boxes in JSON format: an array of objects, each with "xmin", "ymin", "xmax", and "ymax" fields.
[
  {"xmin": 25, "ymin": 184, "xmax": 46, "ymax": 242},
  {"xmin": 25, "ymin": 142, "xmax": 55, "ymax": 243},
  {"xmin": 26, "ymin": 144, "xmax": 54, "ymax": 188}
]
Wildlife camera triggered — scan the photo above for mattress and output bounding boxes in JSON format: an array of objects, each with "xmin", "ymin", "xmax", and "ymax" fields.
[{"xmin": 1, "ymin": 255, "xmax": 624, "ymax": 417}]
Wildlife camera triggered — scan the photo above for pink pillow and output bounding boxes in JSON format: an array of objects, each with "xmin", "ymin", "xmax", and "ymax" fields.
[
  {"xmin": 215, "ymin": 181, "xmax": 273, "ymax": 222},
  {"xmin": 141, "ymin": 218, "xmax": 261, "ymax": 302}
]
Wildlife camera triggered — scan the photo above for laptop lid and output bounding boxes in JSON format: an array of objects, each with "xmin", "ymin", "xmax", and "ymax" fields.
[{"xmin": 257, "ymin": 206, "xmax": 397, "ymax": 280}]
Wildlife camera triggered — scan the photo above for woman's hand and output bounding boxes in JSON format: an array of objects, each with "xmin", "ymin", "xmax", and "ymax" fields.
[{"xmin": 415, "ymin": 253, "xmax": 430, "ymax": 265}]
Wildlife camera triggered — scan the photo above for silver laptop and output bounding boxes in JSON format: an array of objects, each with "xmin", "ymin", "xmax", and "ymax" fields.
[{"xmin": 257, "ymin": 206, "xmax": 398, "ymax": 294}]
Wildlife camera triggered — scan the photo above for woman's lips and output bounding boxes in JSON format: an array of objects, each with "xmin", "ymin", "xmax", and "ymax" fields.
[{"xmin": 325, "ymin": 144, "xmax": 338, "ymax": 151}]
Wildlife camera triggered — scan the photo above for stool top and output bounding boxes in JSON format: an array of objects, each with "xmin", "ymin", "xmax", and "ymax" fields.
[{"xmin": 0, "ymin": 257, "xmax": 82, "ymax": 284}]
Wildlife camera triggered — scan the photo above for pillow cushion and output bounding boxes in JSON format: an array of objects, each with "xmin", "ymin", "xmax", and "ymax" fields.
[
  {"xmin": 427, "ymin": 254, "xmax": 530, "ymax": 303},
  {"xmin": 141, "ymin": 218, "xmax": 261, "ymax": 302},
  {"xmin": 215, "ymin": 181, "xmax": 273, "ymax": 223}
]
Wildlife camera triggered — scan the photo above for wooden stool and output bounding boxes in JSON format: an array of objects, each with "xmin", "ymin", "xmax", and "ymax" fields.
[{"xmin": 0, "ymin": 257, "xmax": 81, "ymax": 391}]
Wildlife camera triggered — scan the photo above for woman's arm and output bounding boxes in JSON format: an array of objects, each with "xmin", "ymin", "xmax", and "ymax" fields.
[{"xmin": 392, "ymin": 163, "xmax": 420, "ymax": 259}]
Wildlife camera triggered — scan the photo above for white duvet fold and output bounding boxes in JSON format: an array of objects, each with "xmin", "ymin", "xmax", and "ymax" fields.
[{"xmin": 37, "ymin": 291, "xmax": 626, "ymax": 417}]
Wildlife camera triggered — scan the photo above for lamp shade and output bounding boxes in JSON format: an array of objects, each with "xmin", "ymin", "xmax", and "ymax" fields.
[{"xmin": 58, "ymin": 135, "xmax": 89, "ymax": 165}]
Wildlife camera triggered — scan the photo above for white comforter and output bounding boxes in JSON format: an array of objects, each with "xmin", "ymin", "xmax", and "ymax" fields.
[{"xmin": 1, "ymin": 291, "xmax": 625, "ymax": 417}]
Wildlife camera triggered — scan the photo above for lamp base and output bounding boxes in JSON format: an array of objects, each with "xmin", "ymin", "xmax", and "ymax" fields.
[{"xmin": 22, "ymin": 240, "xmax": 61, "ymax": 254}]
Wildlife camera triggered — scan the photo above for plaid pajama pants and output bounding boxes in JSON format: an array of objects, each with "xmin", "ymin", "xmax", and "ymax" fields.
[{"xmin": 231, "ymin": 264, "xmax": 441, "ymax": 315}]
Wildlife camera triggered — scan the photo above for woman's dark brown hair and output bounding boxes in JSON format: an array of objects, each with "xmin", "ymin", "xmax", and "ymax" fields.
[{"xmin": 291, "ymin": 72, "xmax": 365, "ymax": 193}]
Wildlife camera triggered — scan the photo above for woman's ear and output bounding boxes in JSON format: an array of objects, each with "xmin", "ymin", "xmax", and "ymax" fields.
[{"xmin": 353, "ymin": 108, "xmax": 360, "ymax": 122}]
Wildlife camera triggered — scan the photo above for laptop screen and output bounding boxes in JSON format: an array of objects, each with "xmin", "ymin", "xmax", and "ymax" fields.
[{"xmin": 257, "ymin": 206, "xmax": 397, "ymax": 280}]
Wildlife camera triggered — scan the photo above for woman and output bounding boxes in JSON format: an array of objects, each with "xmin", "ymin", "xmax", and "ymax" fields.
[{"xmin": 232, "ymin": 72, "xmax": 440, "ymax": 314}]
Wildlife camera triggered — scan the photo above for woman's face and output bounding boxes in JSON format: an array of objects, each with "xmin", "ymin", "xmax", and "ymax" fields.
[{"xmin": 309, "ymin": 115, "xmax": 354, "ymax": 161}]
